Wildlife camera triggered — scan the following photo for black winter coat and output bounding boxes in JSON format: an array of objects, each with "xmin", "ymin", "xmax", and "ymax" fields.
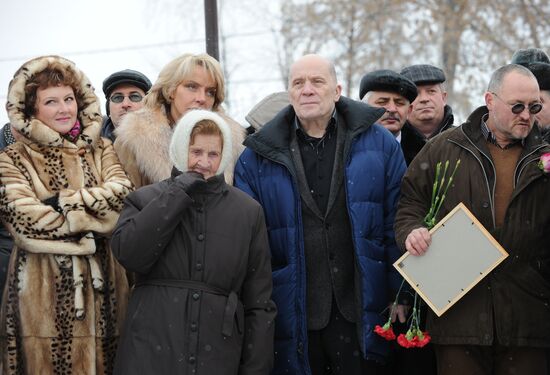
[
  {"xmin": 401, "ymin": 104, "xmax": 454, "ymax": 165},
  {"xmin": 111, "ymin": 171, "xmax": 276, "ymax": 375}
]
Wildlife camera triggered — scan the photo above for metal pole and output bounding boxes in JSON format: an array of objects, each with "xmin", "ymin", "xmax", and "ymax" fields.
[{"xmin": 204, "ymin": 0, "xmax": 219, "ymax": 61}]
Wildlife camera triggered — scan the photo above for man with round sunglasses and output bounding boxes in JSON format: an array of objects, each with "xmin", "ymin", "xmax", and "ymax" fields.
[
  {"xmin": 395, "ymin": 63, "xmax": 550, "ymax": 374},
  {"xmin": 101, "ymin": 69, "xmax": 152, "ymax": 141}
]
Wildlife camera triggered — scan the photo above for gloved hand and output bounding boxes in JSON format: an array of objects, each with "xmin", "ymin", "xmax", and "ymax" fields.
[
  {"xmin": 174, "ymin": 171, "xmax": 206, "ymax": 194},
  {"xmin": 42, "ymin": 194, "xmax": 63, "ymax": 213}
]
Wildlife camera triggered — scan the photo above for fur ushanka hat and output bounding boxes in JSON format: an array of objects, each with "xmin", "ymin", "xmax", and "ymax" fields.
[{"xmin": 169, "ymin": 109, "xmax": 233, "ymax": 176}]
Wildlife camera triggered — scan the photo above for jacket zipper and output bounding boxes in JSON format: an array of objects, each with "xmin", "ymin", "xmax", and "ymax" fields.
[
  {"xmin": 514, "ymin": 145, "xmax": 546, "ymax": 187},
  {"xmin": 448, "ymin": 135, "xmax": 497, "ymax": 228},
  {"xmin": 249, "ymin": 148, "xmax": 309, "ymax": 373}
]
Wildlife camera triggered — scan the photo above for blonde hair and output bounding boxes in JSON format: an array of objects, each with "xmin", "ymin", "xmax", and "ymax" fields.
[{"xmin": 144, "ymin": 53, "xmax": 225, "ymax": 113}]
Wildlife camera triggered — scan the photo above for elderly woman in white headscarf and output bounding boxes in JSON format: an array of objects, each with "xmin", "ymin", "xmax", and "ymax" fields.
[{"xmin": 111, "ymin": 109, "xmax": 276, "ymax": 375}]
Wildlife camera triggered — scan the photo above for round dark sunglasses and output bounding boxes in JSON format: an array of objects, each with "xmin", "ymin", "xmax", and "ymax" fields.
[
  {"xmin": 110, "ymin": 93, "xmax": 144, "ymax": 103},
  {"xmin": 491, "ymin": 92, "xmax": 542, "ymax": 114}
]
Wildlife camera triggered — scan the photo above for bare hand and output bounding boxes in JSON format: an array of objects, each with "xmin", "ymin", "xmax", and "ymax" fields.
[
  {"xmin": 390, "ymin": 304, "xmax": 409, "ymax": 323},
  {"xmin": 405, "ymin": 227, "xmax": 431, "ymax": 256}
]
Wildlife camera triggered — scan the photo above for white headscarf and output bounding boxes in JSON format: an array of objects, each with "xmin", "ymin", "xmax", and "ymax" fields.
[{"xmin": 169, "ymin": 109, "xmax": 233, "ymax": 176}]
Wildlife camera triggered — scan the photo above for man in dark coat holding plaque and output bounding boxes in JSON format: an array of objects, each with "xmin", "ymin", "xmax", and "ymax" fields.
[{"xmin": 394, "ymin": 63, "xmax": 550, "ymax": 374}]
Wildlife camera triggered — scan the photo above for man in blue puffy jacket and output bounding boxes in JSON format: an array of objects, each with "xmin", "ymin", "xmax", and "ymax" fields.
[{"xmin": 234, "ymin": 54, "xmax": 407, "ymax": 375}]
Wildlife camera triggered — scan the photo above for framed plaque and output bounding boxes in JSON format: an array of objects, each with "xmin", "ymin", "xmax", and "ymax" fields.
[{"xmin": 394, "ymin": 203, "xmax": 508, "ymax": 316}]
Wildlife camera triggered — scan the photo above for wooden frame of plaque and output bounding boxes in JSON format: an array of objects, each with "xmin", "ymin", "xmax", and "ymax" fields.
[{"xmin": 394, "ymin": 202, "xmax": 508, "ymax": 317}]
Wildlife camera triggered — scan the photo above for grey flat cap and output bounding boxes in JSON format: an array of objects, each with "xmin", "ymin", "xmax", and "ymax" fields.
[{"xmin": 400, "ymin": 64, "xmax": 446, "ymax": 85}]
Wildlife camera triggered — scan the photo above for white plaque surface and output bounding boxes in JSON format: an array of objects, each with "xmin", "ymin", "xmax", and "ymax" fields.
[{"xmin": 394, "ymin": 203, "xmax": 508, "ymax": 316}]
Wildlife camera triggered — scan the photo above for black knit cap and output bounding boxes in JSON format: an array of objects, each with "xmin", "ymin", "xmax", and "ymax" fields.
[
  {"xmin": 400, "ymin": 64, "xmax": 446, "ymax": 86},
  {"xmin": 359, "ymin": 69, "xmax": 417, "ymax": 103},
  {"xmin": 511, "ymin": 48, "xmax": 550, "ymax": 67},
  {"xmin": 526, "ymin": 62, "xmax": 550, "ymax": 91},
  {"xmin": 102, "ymin": 69, "xmax": 152, "ymax": 99}
]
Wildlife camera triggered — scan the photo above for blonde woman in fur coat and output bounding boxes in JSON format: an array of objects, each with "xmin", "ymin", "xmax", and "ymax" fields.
[
  {"xmin": 0, "ymin": 56, "xmax": 133, "ymax": 374},
  {"xmin": 114, "ymin": 53, "xmax": 246, "ymax": 188}
]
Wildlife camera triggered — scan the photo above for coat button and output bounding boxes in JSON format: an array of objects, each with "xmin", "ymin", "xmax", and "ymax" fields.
[
  {"xmin": 192, "ymin": 292, "xmax": 200, "ymax": 301},
  {"xmin": 197, "ymin": 207, "xmax": 203, "ymax": 213},
  {"xmin": 297, "ymin": 341, "xmax": 304, "ymax": 355},
  {"xmin": 190, "ymin": 322, "xmax": 198, "ymax": 331},
  {"xmin": 482, "ymin": 202, "xmax": 489, "ymax": 208},
  {"xmin": 196, "ymin": 263, "xmax": 203, "ymax": 271},
  {"xmin": 197, "ymin": 233, "xmax": 205, "ymax": 241},
  {"xmin": 188, "ymin": 355, "xmax": 196, "ymax": 364}
]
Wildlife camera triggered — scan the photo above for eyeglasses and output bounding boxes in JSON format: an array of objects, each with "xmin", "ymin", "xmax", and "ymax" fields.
[
  {"xmin": 491, "ymin": 92, "xmax": 542, "ymax": 115},
  {"xmin": 109, "ymin": 93, "xmax": 144, "ymax": 103}
]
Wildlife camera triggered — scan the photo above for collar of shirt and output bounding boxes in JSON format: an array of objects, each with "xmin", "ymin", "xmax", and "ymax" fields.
[
  {"xmin": 294, "ymin": 108, "xmax": 338, "ymax": 144},
  {"xmin": 395, "ymin": 131, "xmax": 402, "ymax": 143},
  {"xmin": 481, "ymin": 113, "xmax": 524, "ymax": 149}
]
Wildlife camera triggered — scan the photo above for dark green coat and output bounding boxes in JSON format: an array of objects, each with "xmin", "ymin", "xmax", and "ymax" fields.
[{"xmin": 395, "ymin": 106, "xmax": 550, "ymax": 347}]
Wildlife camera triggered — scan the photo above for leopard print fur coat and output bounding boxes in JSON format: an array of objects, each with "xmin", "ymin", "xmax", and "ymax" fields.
[{"xmin": 0, "ymin": 56, "xmax": 133, "ymax": 375}]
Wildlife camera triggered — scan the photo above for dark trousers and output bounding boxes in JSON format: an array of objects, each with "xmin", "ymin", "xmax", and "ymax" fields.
[
  {"xmin": 307, "ymin": 302, "xmax": 386, "ymax": 375},
  {"xmin": 387, "ymin": 326, "xmax": 436, "ymax": 374},
  {"xmin": 435, "ymin": 344, "xmax": 547, "ymax": 375},
  {"xmin": 386, "ymin": 307, "xmax": 436, "ymax": 375}
]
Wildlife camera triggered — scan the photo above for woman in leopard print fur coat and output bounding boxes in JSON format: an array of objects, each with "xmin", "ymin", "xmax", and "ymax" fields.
[{"xmin": 0, "ymin": 55, "xmax": 133, "ymax": 374}]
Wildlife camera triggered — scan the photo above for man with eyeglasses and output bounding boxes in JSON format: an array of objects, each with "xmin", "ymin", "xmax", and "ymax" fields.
[
  {"xmin": 394, "ymin": 64, "xmax": 550, "ymax": 374},
  {"xmin": 101, "ymin": 69, "xmax": 152, "ymax": 141}
]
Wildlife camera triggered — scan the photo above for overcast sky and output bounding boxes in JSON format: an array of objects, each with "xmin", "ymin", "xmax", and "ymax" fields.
[{"xmin": 0, "ymin": 0, "xmax": 285, "ymax": 126}]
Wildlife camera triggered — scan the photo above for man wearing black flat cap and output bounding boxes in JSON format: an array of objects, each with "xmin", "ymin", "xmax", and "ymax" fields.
[
  {"xmin": 101, "ymin": 69, "xmax": 152, "ymax": 141},
  {"xmin": 359, "ymin": 69, "xmax": 417, "ymax": 141},
  {"xmin": 400, "ymin": 64, "xmax": 454, "ymax": 165},
  {"xmin": 526, "ymin": 62, "xmax": 550, "ymax": 142}
]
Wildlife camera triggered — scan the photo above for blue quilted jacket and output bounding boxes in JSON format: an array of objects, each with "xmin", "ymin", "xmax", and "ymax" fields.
[{"xmin": 234, "ymin": 97, "xmax": 406, "ymax": 375}]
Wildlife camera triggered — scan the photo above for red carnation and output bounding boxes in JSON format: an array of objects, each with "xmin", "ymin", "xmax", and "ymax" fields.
[
  {"xmin": 374, "ymin": 322, "xmax": 396, "ymax": 341},
  {"xmin": 415, "ymin": 331, "xmax": 431, "ymax": 348},
  {"xmin": 397, "ymin": 333, "xmax": 415, "ymax": 348}
]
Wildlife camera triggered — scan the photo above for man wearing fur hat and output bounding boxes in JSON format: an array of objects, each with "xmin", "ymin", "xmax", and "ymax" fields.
[
  {"xmin": 400, "ymin": 64, "xmax": 454, "ymax": 165},
  {"xmin": 101, "ymin": 69, "xmax": 152, "ymax": 142},
  {"xmin": 359, "ymin": 69, "xmax": 417, "ymax": 141},
  {"xmin": 511, "ymin": 47, "xmax": 550, "ymax": 66},
  {"xmin": 235, "ymin": 54, "xmax": 407, "ymax": 374},
  {"xmin": 525, "ymin": 62, "xmax": 550, "ymax": 142}
]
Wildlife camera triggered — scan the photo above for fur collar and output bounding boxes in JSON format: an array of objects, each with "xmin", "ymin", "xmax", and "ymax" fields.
[
  {"xmin": 115, "ymin": 106, "xmax": 174, "ymax": 184},
  {"xmin": 115, "ymin": 105, "xmax": 246, "ymax": 185},
  {"xmin": 6, "ymin": 55, "xmax": 102, "ymax": 149}
]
